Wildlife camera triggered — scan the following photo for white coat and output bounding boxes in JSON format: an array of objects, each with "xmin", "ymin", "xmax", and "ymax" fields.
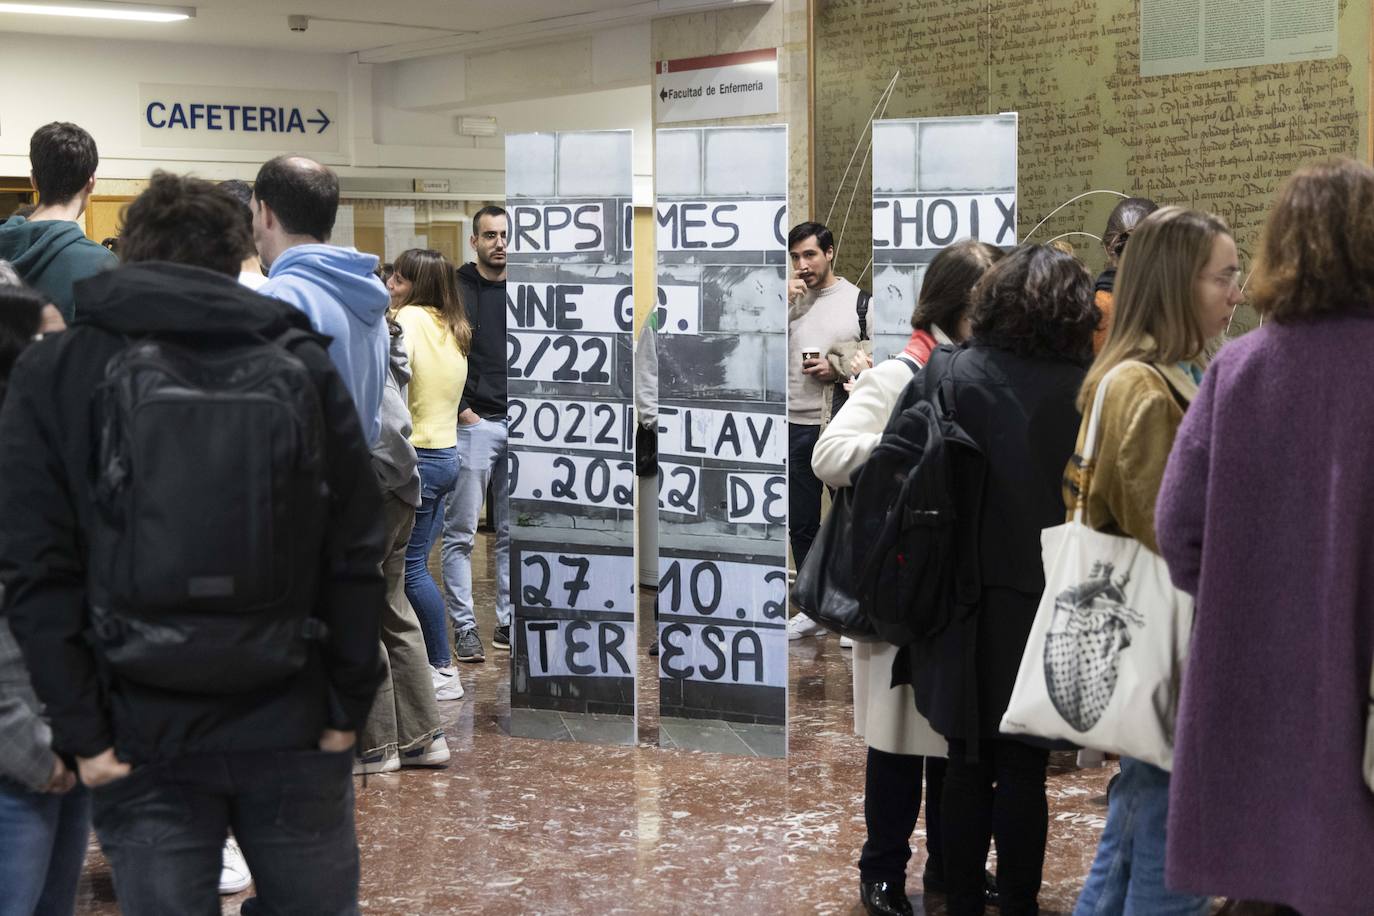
[{"xmin": 812, "ymin": 349, "xmax": 949, "ymax": 758}]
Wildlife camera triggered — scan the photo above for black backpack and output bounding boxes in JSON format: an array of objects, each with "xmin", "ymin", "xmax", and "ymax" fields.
[
  {"xmin": 88, "ymin": 329, "xmax": 331, "ymax": 695},
  {"xmin": 848, "ymin": 346, "xmax": 986, "ymax": 646},
  {"xmin": 829, "ymin": 290, "xmax": 871, "ymax": 418}
]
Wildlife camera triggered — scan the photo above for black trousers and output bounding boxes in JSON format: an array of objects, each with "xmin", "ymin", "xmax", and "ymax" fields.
[
  {"xmin": 859, "ymin": 747, "xmax": 947, "ymax": 886},
  {"xmin": 788, "ymin": 422, "xmax": 823, "ymax": 569},
  {"xmin": 942, "ymin": 738, "xmax": 1049, "ymax": 916}
]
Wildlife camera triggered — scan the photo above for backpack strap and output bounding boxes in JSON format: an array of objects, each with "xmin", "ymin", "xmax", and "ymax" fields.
[
  {"xmin": 856, "ymin": 290, "xmax": 870, "ymax": 342},
  {"xmin": 1074, "ymin": 360, "xmax": 1139, "ymax": 524},
  {"xmin": 894, "ymin": 353, "xmax": 921, "ymax": 375}
]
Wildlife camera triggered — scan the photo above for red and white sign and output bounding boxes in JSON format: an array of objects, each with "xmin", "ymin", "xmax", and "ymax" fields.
[{"xmin": 654, "ymin": 48, "xmax": 779, "ymax": 124}]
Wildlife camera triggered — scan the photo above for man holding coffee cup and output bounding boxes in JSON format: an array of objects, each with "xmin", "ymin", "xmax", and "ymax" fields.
[{"xmin": 785, "ymin": 221, "xmax": 865, "ymax": 640}]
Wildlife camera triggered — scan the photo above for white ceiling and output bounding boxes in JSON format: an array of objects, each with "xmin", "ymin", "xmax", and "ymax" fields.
[{"xmin": 0, "ymin": 0, "xmax": 655, "ymax": 55}]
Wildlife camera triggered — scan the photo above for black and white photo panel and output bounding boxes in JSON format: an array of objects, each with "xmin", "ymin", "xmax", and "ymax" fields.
[
  {"xmin": 871, "ymin": 114, "xmax": 1019, "ymax": 359},
  {"xmin": 506, "ymin": 130, "xmax": 638, "ymax": 746},
  {"xmin": 655, "ymin": 125, "xmax": 789, "ymax": 758}
]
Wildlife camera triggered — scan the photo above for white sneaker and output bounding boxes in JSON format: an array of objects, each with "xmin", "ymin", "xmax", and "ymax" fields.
[
  {"xmin": 786, "ymin": 614, "xmax": 825, "ymax": 641},
  {"xmin": 433, "ymin": 667, "xmax": 465, "ymax": 701},
  {"xmin": 401, "ymin": 733, "xmax": 451, "ymax": 768},
  {"xmin": 353, "ymin": 747, "xmax": 400, "ymax": 775},
  {"xmin": 219, "ymin": 836, "xmax": 252, "ymax": 895},
  {"xmin": 839, "ymin": 635, "xmax": 854, "ymax": 649}
]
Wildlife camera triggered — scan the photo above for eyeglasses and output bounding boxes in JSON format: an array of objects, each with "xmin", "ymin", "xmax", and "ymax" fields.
[{"xmin": 1202, "ymin": 268, "xmax": 1242, "ymax": 290}]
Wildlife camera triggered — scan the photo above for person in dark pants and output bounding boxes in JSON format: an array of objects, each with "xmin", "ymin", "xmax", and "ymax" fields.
[
  {"xmin": 785, "ymin": 222, "xmax": 863, "ymax": 640},
  {"xmin": 787, "ymin": 422, "xmax": 824, "ymax": 559},
  {"xmin": 942, "ymin": 738, "xmax": 1050, "ymax": 915},
  {"xmin": 908, "ymin": 245, "xmax": 1099, "ymax": 916},
  {"xmin": 0, "ymin": 172, "xmax": 384, "ymax": 915},
  {"xmin": 813, "ymin": 239, "xmax": 1007, "ymax": 915}
]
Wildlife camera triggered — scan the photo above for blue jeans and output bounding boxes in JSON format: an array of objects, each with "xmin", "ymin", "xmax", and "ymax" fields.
[
  {"xmin": 0, "ymin": 781, "xmax": 90, "ymax": 916},
  {"xmin": 91, "ymin": 750, "xmax": 358, "ymax": 914},
  {"xmin": 1073, "ymin": 758, "xmax": 1211, "ymax": 916},
  {"xmin": 442, "ymin": 418, "xmax": 511, "ymax": 634},
  {"xmin": 406, "ymin": 446, "xmax": 461, "ymax": 668}
]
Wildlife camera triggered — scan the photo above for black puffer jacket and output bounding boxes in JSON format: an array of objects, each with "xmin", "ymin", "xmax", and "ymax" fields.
[{"xmin": 0, "ymin": 262, "xmax": 385, "ymax": 764}]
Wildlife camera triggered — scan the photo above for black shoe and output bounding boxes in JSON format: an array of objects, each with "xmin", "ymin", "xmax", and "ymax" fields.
[
  {"xmin": 920, "ymin": 866, "xmax": 997, "ymax": 902},
  {"xmin": 860, "ymin": 880, "xmax": 913, "ymax": 916},
  {"xmin": 492, "ymin": 624, "xmax": 511, "ymax": 650}
]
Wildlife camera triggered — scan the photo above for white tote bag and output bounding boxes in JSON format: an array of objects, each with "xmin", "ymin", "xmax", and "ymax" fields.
[{"xmin": 999, "ymin": 362, "xmax": 1193, "ymax": 771}]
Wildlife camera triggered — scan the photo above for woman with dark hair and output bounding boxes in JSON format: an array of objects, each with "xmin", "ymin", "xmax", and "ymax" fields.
[
  {"xmin": 814, "ymin": 239, "xmax": 1003, "ymax": 915},
  {"xmin": 0, "ymin": 276, "xmax": 88, "ymax": 916},
  {"xmin": 908, "ymin": 244, "xmax": 1099, "ymax": 916},
  {"xmin": 1156, "ymin": 158, "xmax": 1374, "ymax": 914},
  {"xmin": 388, "ymin": 248, "xmax": 472, "ymax": 706},
  {"xmin": 1094, "ymin": 197, "xmax": 1159, "ymax": 352}
]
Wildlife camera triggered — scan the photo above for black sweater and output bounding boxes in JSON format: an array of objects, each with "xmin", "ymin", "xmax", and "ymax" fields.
[{"xmin": 455, "ymin": 261, "xmax": 507, "ymax": 418}]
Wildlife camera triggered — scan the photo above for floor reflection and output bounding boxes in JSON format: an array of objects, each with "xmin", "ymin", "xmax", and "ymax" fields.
[{"xmin": 72, "ymin": 531, "xmax": 1111, "ymax": 915}]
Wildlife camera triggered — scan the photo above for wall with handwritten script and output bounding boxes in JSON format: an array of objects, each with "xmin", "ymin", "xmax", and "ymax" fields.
[{"xmin": 814, "ymin": 0, "xmax": 1369, "ymax": 333}]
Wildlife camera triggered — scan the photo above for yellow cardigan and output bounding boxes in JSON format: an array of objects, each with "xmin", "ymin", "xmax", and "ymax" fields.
[
  {"xmin": 393, "ymin": 305, "xmax": 468, "ymax": 449},
  {"xmin": 1063, "ymin": 357, "xmax": 1198, "ymax": 553}
]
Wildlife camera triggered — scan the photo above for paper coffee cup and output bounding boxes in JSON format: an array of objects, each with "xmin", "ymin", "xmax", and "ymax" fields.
[{"xmin": 801, "ymin": 347, "xmax": 822, "ymax": 361}]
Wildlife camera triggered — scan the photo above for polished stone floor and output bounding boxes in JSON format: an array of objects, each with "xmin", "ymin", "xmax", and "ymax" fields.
[{"xmin": 72, "ymin": 532, "xmax": 1116, "ymax": 915}]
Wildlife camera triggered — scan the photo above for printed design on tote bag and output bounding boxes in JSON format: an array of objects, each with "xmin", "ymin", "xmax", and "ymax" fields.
[{"xmin": 1043, "ymin": 560, "xmax": 1145, "ymax": 732}]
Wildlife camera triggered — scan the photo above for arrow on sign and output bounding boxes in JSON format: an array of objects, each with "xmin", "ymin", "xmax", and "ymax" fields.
[
  {"xmin": 659, "ymin": 88, "xmax": 668, "ymax": 102},
  {"xmin": 307, "ymin": 108, "xmax": 331, "ymax": 134}
]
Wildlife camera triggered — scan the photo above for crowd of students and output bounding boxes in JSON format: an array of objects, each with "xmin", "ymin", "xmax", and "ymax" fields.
[
  {"xmin": 1, "ymin": 116, "xmax": 1372, "ymax": 916},
  {"xmin": 0, "ymin": 121, "xmax": 510, "ymax": 913},
  {"xmin": 790, "ymin": 162, "xmax": 1374, "ymax": 916}
]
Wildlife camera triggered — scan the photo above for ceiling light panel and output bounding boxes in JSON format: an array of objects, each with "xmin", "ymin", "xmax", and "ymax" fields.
[{"xmin": 0, "ymin": 2, "xmax": 194, "ymax": 22}]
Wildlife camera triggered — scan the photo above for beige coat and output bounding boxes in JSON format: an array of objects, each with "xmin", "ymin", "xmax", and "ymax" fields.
[
  {"xmin": 812, "ymin": 351, "xmax": 949, "ymax": 758},
  {"xmin": 1063, "ymin": 354, "xmax": 1199, "ymax": 551}
]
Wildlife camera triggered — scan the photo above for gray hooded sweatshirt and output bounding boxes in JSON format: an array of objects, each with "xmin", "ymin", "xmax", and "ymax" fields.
[{"xmin": 371, "ymin": 321, "xmax": 421, "ymax": 506}]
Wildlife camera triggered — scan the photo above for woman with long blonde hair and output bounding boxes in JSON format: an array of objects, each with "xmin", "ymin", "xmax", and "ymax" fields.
[
  {"xmin": 388, "ymin": 248, "xmax": 472, "ymax": 711},
  {"xmin": 1068, "ymin": 206, "xmax": 1241, "ymax": 915}
]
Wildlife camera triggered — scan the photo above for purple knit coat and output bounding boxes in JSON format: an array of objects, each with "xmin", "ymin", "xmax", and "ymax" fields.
[{"xmin": 1157, "ymin": 314, "xmax": 1374, "ymax": 915}]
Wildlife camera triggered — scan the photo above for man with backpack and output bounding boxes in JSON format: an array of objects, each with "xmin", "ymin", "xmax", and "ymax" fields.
[
  {"xmin": 785, "ymin": 221, "xmax": 866, "ymax": 640},
  {"xmin": 0, "ymin": 171, "xmax": 385, "ymax": 913}
]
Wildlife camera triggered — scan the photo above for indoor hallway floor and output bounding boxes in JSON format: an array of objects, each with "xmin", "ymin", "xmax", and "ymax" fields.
[{"xmin": 72, "ymin": 532, "xmax": 1115, "ymax": 915}]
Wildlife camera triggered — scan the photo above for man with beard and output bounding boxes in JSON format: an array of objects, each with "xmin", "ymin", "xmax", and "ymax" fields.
[
  {"xmin": 442, "ymin": 206, "xmax": 512, "ymax": 663},
  {"xmin": 785, "ymin": 221, "xmax": 864, "ymax": 640}
]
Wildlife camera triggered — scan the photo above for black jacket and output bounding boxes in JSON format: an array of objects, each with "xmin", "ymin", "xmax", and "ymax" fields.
[
  {"xmin": 455, "ymin": 262, "xmax": 507, "ymax": 418},
  {"xmin": 0, "ymin": 262, "xmax": 385, "ymax": 764},
  {"xmin": 1094, "ymin": 268, "xmax": 1116, "ymax": 295},
  {"xmin": 906, "ymin": 343, "xmax": 1085, "ymax": 749}
]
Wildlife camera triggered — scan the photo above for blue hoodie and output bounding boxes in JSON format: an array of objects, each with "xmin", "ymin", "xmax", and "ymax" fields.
[{"xmin": 261, "ymin": 244, "xmax": 389, "ymax": 445}]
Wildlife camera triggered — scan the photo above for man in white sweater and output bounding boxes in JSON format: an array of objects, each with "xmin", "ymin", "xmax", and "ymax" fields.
[{"xmin": 785, "ymin": 221, "xmax": 864, "ymax": 639}]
